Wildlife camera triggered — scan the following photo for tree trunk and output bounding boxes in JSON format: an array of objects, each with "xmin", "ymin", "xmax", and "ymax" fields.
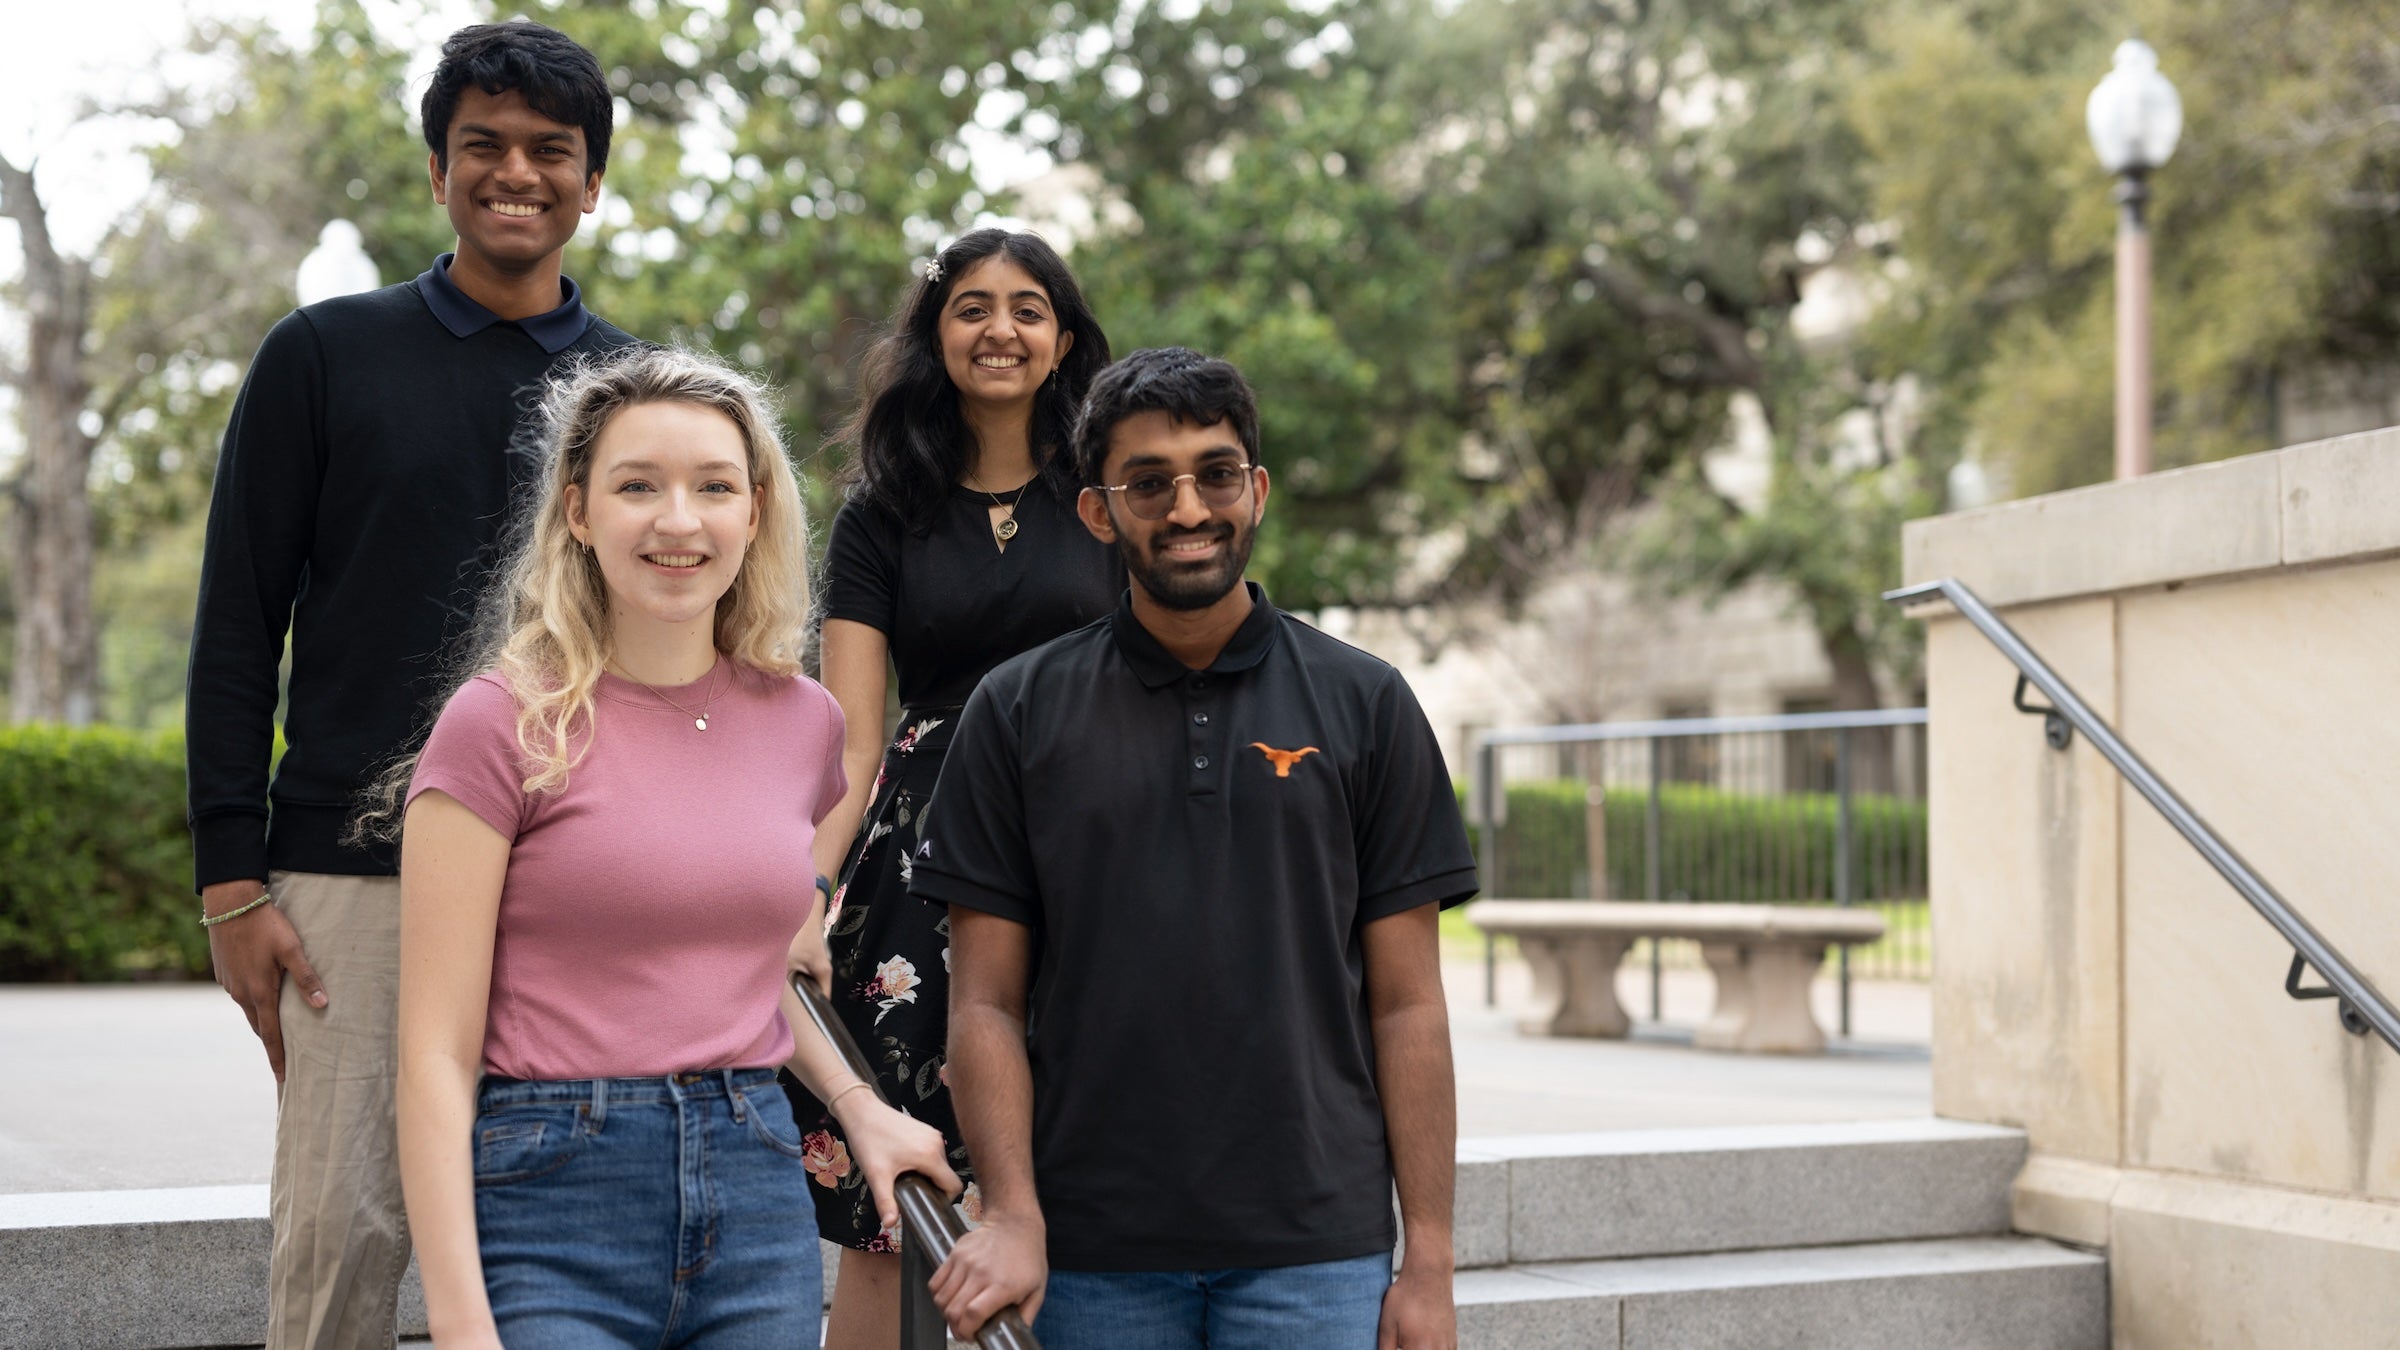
[
  {"xmin": 1823, "ymin": 626, "xmax": 1881, "ymax": 713},
  {"xmin": 1819, "ymin": 619, "xmax": 1894, "ymax": 796},
  {"xmin": 1, "ymin": 153, "xmax": 100, "ymax": 725},
  {"xmin": 1582, "ymin": 742, "xmax": 1611, "ymax": 900}
]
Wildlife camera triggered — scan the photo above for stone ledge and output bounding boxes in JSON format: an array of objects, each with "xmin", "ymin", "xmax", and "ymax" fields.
[
  {"xmin": 0, "ymin": 1185, "xmax": 267, "ymax": 1229},
  {"xmin": 1902, "ymin": 454, "xmax": 2280, "ymax": 607},
  {"xmin": 1473, "ymin": 1120, "xmax": 2024, "ymax": 1264},
  {"xmin": 0, "ymin": 1186, "xmax": 277, "ymax": 1350},
  {"xmin": 2280, "ymin": 426, "xmax": 2400, "ymax": 565},
  {"xmin": 2108, "ymin": 1167, "xmax": 2400, "ymax": 1349},
  {"xmin": 0, "ymin": 1186, "xmax": 427, "ymax": 1350},
  {"xmin": 1455, "ymin": 1146, "xmax": 1512, "ymax": 1269},
  {"xmin": 2111, "ymin": 1167, "xmax": 2400, "ymax": 1249},
  {"xmin": 1901, "ymin": 425, "xmax": 2400, "ymax": 608},
  {"xmin": 1457, "ymin": 1236, "xmax": 2105, "ymax": 1349},
  {"xmin": 2012, "ymin": 1153, "xmax": 2120, "ymax": 1250},
  {"xmin": 5, "ymin": 1125, "xmax": 2030, "ymax": 1344}
]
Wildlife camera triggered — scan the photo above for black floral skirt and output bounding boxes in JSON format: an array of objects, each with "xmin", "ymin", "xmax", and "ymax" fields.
[{"xmin": 788, "ymin": 708, "xmax": 978, "ymax": 1250}]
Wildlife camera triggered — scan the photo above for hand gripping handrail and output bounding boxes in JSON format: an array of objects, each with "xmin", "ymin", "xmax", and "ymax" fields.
[
  {"xmin": 1887, "ymin": 577, "xmax": 2400, "ymax": 1056},
  {"xmin": 792, "ymin": 978, "xmax": 1041, "ymax": 1349}
]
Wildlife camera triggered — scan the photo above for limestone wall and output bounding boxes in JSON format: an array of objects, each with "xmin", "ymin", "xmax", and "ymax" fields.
[{"xmin": 1902, "ymin": 425, "xmax": 2400, "ymax": 1348}]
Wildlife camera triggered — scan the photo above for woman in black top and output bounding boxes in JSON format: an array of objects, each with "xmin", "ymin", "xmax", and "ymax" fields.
[{"xmin": 792, "ymin": 228, "xmax": 1116, "ymax": 1346}]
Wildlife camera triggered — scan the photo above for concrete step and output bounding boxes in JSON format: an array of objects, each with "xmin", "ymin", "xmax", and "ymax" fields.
[
  {"xmin": 1455, "ymin": 1118, "xmax": 2027, "ymax": 1268},
  {"xmin": 1456, "ymin": 1236, "xmax": 2108, "ymax": 1349},
  {"xmin": 5, "ymin": 1119, "xmax": 2032, "ymax": 1346},
  {"xmin": 0, "ymin": 1186, "xmax": 428, "ymax": 1349},
  {"xmin": 0, "ymin": 1185, "xmax": 849, "ymax": 1349}
]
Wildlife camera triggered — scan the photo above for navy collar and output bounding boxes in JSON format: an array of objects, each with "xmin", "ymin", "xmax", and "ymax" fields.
[
  {"xmin": 1112, "ymin": 581, "xmax": 1282, "ymax": 689},
  {"xmin": 416, "ymin": 253, "xmax": 592, "ymax": 354}
]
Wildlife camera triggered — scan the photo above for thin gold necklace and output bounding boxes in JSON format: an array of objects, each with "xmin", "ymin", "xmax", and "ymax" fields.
[
  {"xmin": 613, "ymin": 659, "xmax": 722, "ymax": 731},
  {"xmin": 968, "ymin": 474, "xmax": 1033, "ymax": 545}
]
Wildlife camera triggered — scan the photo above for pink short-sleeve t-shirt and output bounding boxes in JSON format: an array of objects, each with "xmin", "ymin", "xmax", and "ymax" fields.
[{"xmin": 407, "ymin": 657, "xmax": 846, "ymax": 1080}]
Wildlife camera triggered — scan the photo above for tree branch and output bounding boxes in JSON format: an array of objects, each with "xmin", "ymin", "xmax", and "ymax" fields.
[
  {"xmin": 0, "ymin": 151, "xmax": 65, "ymax": 295},
  {"xmin": 1586, "ymin": 260, "xmax": 1765, "ymax": 391}
]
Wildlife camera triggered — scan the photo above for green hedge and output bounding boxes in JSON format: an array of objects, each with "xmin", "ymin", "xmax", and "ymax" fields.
[
  {"xmin": 0, "ymin": 728, "xmax": 1927, "ymax": 979},
  {"xmin": 0, "ymin": 725, "xmax": 205, "ymax": 981},
  {"xmin": 1460, "ymin": 779, "xmax": 1927, "ymax": 903}
]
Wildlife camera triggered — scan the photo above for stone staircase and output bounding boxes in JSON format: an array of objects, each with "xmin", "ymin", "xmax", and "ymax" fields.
[
  {"xmin": 1451, "ymin": 1119, "xmax": 2106, "ymax": 1348},
  {"xmin": 1, "ymin": 1119, "xmax": 2100, "ymax": 1348}
]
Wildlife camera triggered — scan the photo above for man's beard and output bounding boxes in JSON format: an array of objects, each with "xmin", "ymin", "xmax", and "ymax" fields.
[{"xmin": 1122, "ymin": 518, "xmax": 1253, "ymax": 611}]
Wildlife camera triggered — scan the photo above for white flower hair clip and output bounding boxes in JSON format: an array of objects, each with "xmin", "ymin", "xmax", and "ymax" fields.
[{"xmin": 922, "ymin": 257, "xmax": 944, "ymax": 284}]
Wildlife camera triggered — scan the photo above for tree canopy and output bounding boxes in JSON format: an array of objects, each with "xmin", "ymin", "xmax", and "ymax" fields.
[
  {"xmin": 6, "ymin": 0, "xmax": 2396, "ymax": 724},
  {"xmin": 1852, "ymin": 0, "xmax": 2400, "ymax": 495}
]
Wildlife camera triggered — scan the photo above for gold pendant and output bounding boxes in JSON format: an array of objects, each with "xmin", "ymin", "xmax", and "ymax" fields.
[{"xmin": 994, "ymin": 516, "xmax": 1019, "ymax": 543}]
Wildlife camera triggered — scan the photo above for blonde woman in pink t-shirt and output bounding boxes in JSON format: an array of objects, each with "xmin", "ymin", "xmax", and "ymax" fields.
[{"xmin": 387, "ymin": 347, "xmax": 958, "ymax": 1350}]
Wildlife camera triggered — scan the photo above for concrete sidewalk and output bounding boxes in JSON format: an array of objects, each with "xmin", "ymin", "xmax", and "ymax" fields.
[
  {"xmin": 0, "ymin": 960, "xmax": 1928, "ymax": 1195},
  {"xmin": 1446, "ymin": 957, "xmax": 1929, "ymax": 1137}
]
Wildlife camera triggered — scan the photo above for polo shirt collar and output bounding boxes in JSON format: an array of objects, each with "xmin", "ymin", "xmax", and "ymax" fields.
[
  {"xmin": 416, "ymin": 253, "xmax": 593, "ymax": 354},
  {"xmin": 1111, "ymin": 581, "xmax": 1282, "ymax": 689}
]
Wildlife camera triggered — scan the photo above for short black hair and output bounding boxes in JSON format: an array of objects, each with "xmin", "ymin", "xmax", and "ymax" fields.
[
  {"xmin": 422, "ymin": 22, "xmax": 614, "ymax": 176},
  {"xmin": 1072, "ymin": 347, "xmax": 1260, "ymax": 486}
]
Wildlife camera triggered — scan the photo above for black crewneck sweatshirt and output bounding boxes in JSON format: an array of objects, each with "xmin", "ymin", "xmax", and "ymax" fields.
[{"xmin": 185, "ymin": 258, "xmax": 636, "ymax": 889}]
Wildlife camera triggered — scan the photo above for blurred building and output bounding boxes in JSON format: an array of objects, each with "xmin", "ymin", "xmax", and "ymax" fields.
[
  {"xmin": 1316, "ymin": 250, "xmax": 2399, "ymax": 789},
  {"xmin": 1317, "ymin": 252, "xmax": 1926, "ymax": 784}
]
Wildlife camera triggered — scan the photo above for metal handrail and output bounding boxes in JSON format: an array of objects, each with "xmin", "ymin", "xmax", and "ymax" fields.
[
  {"xmin": 793, "ymin": 978, "xmax": 1040, "ymax": 1350},
  {"xmin": 1887, "ymin": 576, "xmax": 2400, "ymax": 1055}
]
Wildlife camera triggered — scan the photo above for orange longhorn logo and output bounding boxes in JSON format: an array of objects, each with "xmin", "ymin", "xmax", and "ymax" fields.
[{"xmin": 1250, "ymin": 743, "xmax": 1321, "ymax": 777}]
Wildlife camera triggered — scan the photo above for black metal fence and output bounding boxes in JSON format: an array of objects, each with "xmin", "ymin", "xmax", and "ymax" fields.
[{"xmin": 1469, "ymin": 708, "xmax": 1931, "ymax": 1034}]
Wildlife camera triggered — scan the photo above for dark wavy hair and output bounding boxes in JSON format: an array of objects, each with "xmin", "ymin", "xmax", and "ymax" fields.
[
  {"xmin": 834, "ymin": 229, "xmax": 1112, "ymax": 533},
  {"xmin": 422, "ymin": 22, "xmax": 614, "ymax": 176},
  {"xmin": 1071, "ymin": 347, "xmax": 1260, "ymax": 486}
]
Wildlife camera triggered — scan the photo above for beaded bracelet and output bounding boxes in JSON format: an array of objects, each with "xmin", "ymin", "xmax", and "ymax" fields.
[{"xmin": 198, "ymin": 892, "xmax": 274, "ymax": 928}]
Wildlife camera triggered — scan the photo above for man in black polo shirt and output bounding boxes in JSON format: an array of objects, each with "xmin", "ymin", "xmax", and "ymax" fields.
[
  {"xmin": 919, "ymin": 347, "xmax": 1476, "ymax": 1349},
  {"xmin": 184, "ymin": 22, "xmax": 636, "ymax": 1347}
]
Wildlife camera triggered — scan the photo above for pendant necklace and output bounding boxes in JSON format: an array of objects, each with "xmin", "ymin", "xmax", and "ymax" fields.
[
  {"xmin": 976, "ymin": 479, "xmax": 1031, "ymax": 546},
  {"xmin": 615, "ymin": 659, "xmax": 722, "ymax": 731}
]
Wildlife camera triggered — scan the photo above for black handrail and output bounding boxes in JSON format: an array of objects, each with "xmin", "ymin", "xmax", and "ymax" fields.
[
  {"xmin": 793, "ymin": 978, "xmax": 1041, "ymax": 1350},
  {"xmin": 1887, "ymin": 576, "xmax": 2400, "ymax": 1055}
]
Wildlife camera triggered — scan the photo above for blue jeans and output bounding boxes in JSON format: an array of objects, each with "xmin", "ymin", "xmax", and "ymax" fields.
[
  {"xmin": 1037, "ymin": 1251, "xmax": 1394, "ymax": 1350},
  {"xmin": 473, "ymin": 1069, "xmax": 822, "ymax": 1349}
]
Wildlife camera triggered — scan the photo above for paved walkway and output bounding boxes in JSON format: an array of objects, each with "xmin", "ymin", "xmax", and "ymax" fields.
[
  {"xmin": 0, "ymin": 960, "xmax": 1928, "ymax": 1195},
  {"xmin": 1450, "ymin": 958, "xmax": 1929, "ymax": 1136}
]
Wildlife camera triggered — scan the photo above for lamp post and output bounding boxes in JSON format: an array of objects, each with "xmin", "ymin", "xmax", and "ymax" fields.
[
  {"xmin": 2086, "ymin": 39, "xmax": 2182, "ymax": 480},
  {"xmin": 296, "ymin": 220, "xmax": 380, "ymax": 306}
]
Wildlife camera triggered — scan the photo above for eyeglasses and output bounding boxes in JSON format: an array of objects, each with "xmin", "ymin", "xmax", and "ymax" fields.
[{"xmin": 1097, "ymin": 464, "xmax": 1256, "ymax": 520}]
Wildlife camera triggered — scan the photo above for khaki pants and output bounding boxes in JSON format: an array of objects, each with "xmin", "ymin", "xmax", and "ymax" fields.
[{"xmin": 267, "ymin": 871, "xmax": 411, "ymax": 1350}]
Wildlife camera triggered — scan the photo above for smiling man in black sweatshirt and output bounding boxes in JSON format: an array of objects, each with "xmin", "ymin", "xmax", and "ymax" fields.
[{"xmin": 184, "ymin": 22, "xmax": 637, "ymax": 1347}]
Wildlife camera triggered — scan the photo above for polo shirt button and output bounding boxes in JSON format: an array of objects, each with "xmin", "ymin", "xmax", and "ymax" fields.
[
  {"xmin": 1193, "ymin": 754, "xmax": 1210, "ymax": 770},
  {"xmin": 1192, "ymin": 713, "xmax": 1210, "ymax": 727},
  {"xmin": 1193, "ymin": 678, "xmax": 1210, "ymax": 689}
]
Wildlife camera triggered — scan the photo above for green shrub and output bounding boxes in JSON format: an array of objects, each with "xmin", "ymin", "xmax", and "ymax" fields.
[
  {"xmin": 1459, "ymin": 779, "xmax": 1927, "ymax": 903},
  {"xmin": 0, "ymin": 725, "xmax": 205, "ymax": 981}
]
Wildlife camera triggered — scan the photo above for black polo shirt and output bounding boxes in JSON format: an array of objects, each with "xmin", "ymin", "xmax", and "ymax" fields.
[{"xmin": 912, "ymin": 583, "xmax": 1478, "ymax": 1272}]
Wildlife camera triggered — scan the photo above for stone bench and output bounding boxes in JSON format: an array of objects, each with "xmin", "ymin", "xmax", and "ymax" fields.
[{"xmin": 1470, "ymin": 900, "xmax": 1886, "ymax": 1053}]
